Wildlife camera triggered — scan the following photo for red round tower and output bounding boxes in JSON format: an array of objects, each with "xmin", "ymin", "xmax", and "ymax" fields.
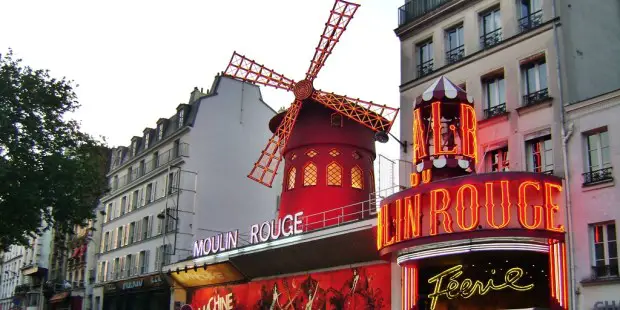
[{"xmin": 269, "ymin": 100, "xmax": 377, "ymax": 222}]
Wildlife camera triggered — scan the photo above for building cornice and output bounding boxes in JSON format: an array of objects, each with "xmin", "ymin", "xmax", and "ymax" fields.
[{"xmin": 565, "ymin": 88, "xmax": 620, "ymax": 120}]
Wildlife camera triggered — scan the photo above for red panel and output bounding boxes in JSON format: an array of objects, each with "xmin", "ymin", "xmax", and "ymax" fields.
[{"xmin": 190, "ymin": 264, "xmax": 391, "ymax": 310}]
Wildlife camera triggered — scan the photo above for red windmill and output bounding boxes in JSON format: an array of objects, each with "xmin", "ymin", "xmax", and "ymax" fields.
[{"xmin": 223, "ymin": 0, "xmax": 399, "ymax": 219}]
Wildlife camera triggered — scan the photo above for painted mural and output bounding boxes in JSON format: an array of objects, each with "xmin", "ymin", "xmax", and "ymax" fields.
[{"xmin": 190, "ymin": 263, "xmax": 390, "ymax": 310}]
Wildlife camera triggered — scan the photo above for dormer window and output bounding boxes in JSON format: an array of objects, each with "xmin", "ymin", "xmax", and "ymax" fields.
[
  {"xmin": 157, "ymin": 124, "xmax": 164, "ymax": 140},
  {"xmin": 131, "ymin": 141, "xmax": 137, "ymax": 157},
  {"xmin": 144, "ymin": 134, "xmax": 149, "ymax": 149},
  {"xmin": 116, "ymin": 149, "xmax": 123, "ymax": 165},
  {"xmin": 178, "ymin": 110, "xmax": 184, "ymax": 129}
]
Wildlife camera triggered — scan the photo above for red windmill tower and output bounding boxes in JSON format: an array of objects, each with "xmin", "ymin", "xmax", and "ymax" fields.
[{"xmin": 222, "ymin": 0, "xmax": 399, "ymax": 220}]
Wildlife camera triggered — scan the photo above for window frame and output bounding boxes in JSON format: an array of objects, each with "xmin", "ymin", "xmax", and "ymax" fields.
[
  {"xmin": 351, "ymin": 165, "xmax": 364, "ymax": 190},
  {"xmin": 303, "ymin": 162, "xmax": 318, "ymax": 187},
  {"xmin": 326, "ymin": 162, "xmax": 343, "ymax": 187},
  {"xmin": 487, "ymin": 146, "xmax": 509, "ymax": 172},
  {"xmin": 585, "ymin": 129, "xmax": 611, "ymax": 172},
  {"xmin": 287, "ymin": 167, "xmax": 296, "ymax": 190},
  {"xmin": 483, "ymin": 76, "xmax": 506, "ymax": 109},
  {"xmin": 590, "ymin": 222, "xmax": 619, "ymax": 278},
  {"xmin": 525, "ymin": 135, "xmax": 553, "ymax": 173},
  {"xmin": 522, "ymin": 59, "xmax": 548, "ymax": 96}
]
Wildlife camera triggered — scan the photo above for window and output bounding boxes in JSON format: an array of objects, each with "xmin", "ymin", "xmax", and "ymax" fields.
[
  {"xmin": 167, "ymin": 172, "xmax": 177, "ymax": 194},
  {"xmin": 145, "ymin": 183, "xmax": 153, "ymax": 204},
  {"xmin": 112, "ymin": 175, "xmax": 119, "ymax": 190},
  {"xmin": 526, "ymin": 136, "xmax": 553, "ymax": 173},
  {"xmin": 131, "ymin": 190, "xmax": 139, "ymax": 210},
  {"xmin": 103, "ymin": 232, "xmax": 110, "ymax": 252},
  {"xmin": 128, "ymin": 222, "xmax": 135, "ymax": 245},
  {"xmin": 327, "ymin": 162, "xmax": 342, "ymax": 186},
  {"xmin": 518, "ymin": 0, "xmax": 543, "ymax": 31},
  {"xmin": 156, "ymin": 214, "xmax": 163, "ymax": 235},
  {"xmin": 591, "ymin": 223, "xmax": 619, "ymax": 278},
  {"xmin": 106, "ymin": 203, "xmax": 113, "ymax": 222},
  {"xmin": 351, "ymin": 166, "xmax": 363, "ymax": 189},
  {"xmin": 522, "ymin": 59, "xmax": 548, "ymax": 105},
  {"xmin": 138, "ymin": 251, "xmax": 148, "ymax": 274},
  {"xmin": 144, "ymin": 134, "xmax": 149, "ymax": 149},
  {"xmin": 287, "ymin": 167, "xmax": 296, "ymax": 190},
  {"xmin": 483, "ymin": 75, "xmax": 506, "ymax": 118},
  {"xmin": 120, "ymin": 196, "xmax": 127, "ymax": 216},
  {"xmin": 152, "ymin": 151, "xmax": 159, "ymax": 169},
  {"xmin": 306, "ymin": 150, "xmax": 317, "ymax": 158},
  {"xmin": 480, "ymin": 8, "xmax": 502, "ymax": 48},
  {"xmin": 329, "ymin": 149, "xmax": 340, "ymax": 157},
  {"xmin": 584, "ymin": 130, "xmax": 613, "ymax": 184},
  {"xmin": 352, "ymin": 151, "xmax": 361, "ymax": 160},
  {"xmin": 131, "ymin": 141, "xmax": 137, "ymax": 157},
  {"xmin": 124, "ymin": 255, "xmax": 132, "ymax": 277},
  {"xmin": 417, "ymin": 40, "xmax": 433, "ymax": 77},
  {"xmin": 117, "ymin": 226, "xmax": 124, "ymax": 248},
  {"xmin": 128, "ymin": 166, "xmax": 133, "ymax": 182},
  {"xmin": 142, "ymin": 216, "xmax": 150, "ymax": 240},
  {"xmin": 157, "ymin": 124, "xmax": 164, "ymax": 140},
  {"xmin": 489, "ymin": 147, "xmax": 509, "ymax": 172},
  {"xmin": 330, "ymin": 113, "xmax": 343, "ymax": 127},
  {"xmin": 178, "ymin": 109, "xmax": 184, "ymax": 128},
  {"xmin": 445, "ymin": 25, "xmax": 464, "ymax": 64},
  {"xmin": 303, "ymin": 162, "xmax": 318, "ymax": 187}
]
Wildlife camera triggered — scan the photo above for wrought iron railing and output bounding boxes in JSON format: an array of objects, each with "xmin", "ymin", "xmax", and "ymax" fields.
[
  {"xmin": 591, "ymin": 264, "xmax": 619, "ymax": 279},
  {"xmin": 417, "ymin": 59, "xmax": 434, "ymax": 78},
  {"xmin": 484, "ymin": 103, "xmax": 507, "ymax": 118},
  {"xmin": 398, "ymin": 0, "xmax": 453, "ymax": 26},
  {"xmin": 481, "ymin": 28, "xmax": 502, "ymax": 48},
  {"xmin": 523, "ymin": 88, "xmax": 549, "ymax": 106},
  {"xmin": 583, "ymin": 167, "xmax": 614, "ymax": 185},
  {"xmin": 446, "ymin": 45, "xmax": 464, "ymax": 64},
  {"xmin": 518, "ymin": 10, "xmax": 543, "ymax": 32},
  {"xmin": 109, "ymin": 143, "xmax": 189, "ymax": 193}
]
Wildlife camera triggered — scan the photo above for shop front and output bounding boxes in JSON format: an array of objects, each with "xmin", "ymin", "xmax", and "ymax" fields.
[
  {"xmin": 376, "ymin": 76, "xmax": 571, "ymax": 310},
  {"xmin": 103, "ymin": 274, "xmax": 169, "ymax": 310}
]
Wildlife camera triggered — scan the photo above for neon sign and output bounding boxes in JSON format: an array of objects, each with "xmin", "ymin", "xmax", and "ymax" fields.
[
  {"xmin": 427, "ymin": 265, "xmax": 534, "ymax": 310},
  {"xmin": 377, "ymin": 174, "xmax": 565, "ymax": 251},
  {"xmin": 193, "ymin": 212, "xmax": 304, "ymax": 258}
]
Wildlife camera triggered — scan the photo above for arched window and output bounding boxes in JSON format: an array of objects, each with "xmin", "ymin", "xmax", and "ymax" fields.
[
  {"xmin": 351, "ymin": 166, "xmax": 363, "ymax": 189},
  {"xmin": 329, "ymin": 149, "xmax": 340, "ymax": 157},
  {"xmin": 306, "ymin": 150, "xmax": 318, "ymax": 158},
  {"xmin": 330, "ymin": 113, "xmax": 343, "ymax": 127},
  {"xmin": 287, "ymin": 167, "xmax": 296, "ymax": 190},
  {"xmin": 326, "ymin": 162, "xmax": 342, "ymax": 186},
  {"xmin": 303, "ymin": 162, "xmax": 317, "ymax": 187}
]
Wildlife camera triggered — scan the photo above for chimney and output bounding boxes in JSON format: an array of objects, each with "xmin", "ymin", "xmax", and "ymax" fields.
[{"xmin": 189, "ymin": 87, "xmax": 203, "ymax": 104}]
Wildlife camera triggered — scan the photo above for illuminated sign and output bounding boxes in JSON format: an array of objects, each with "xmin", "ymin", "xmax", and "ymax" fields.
[
  {"xmin": 427, "ymin": 265, "xmax": 534, "ymax": 310},
  {"xmin": 170, "ymin": 262, "xmax": 245, "ymax": 288},
  {"xmin": 377, "ymin": 173, "xmax": 564, "ymax": 252},
  {"xmin": 193, "ymin": 212, "xmax": 303, "ymax": 258}
]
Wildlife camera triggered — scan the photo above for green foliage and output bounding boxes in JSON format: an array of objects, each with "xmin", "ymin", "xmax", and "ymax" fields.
[{"xmin": 0, "ymin": 49, "xmax": 109, "ymax": 250}]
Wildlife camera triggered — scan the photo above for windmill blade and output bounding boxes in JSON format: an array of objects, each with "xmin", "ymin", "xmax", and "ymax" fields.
[
  {"xmin": 224, "ymin": 52, "xmax": 296, "ymax": 92},
  {"xmin": 312, "ymin": 90, "xmax": 399, "ymax": 133},
  {"xmin": 305, "ymin": 0, "xmax": 360, "ymax": 81},
  {"xmin": 248, "ymin": 100, "xmax": 304, "ymax": 187}
]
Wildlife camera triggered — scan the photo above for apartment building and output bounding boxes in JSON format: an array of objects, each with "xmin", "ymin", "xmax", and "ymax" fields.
[
  {"xmin": 396, "ymin": 0, "xmax": 620, "ymax": 309},
  {"xmin": 1, "ymin": 246, "xmax": 25, "ymax": 310},
  {"xmin": 91, "ymin": 75, "xmax": 282, "ymax": 310}
]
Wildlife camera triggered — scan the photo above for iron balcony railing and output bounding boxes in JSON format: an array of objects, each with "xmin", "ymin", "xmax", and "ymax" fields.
[
  {"xmin": 417, "ymin": 59, "xmax": 434, "ymax": 78},
  {"xmin": 398, "ymin": 0, "xmax": 453, "ymax": 27},
  {"xmin": 583, "ymin": 167, "xmax": 614, "ymax": 185},
  {"xmin": 446, "ymin": 45, "xmax": 464, "ymax": 65},
  {"xmin": 523, "ymin": 88, "xmax": 549, "ymax": 106},
  {"xmin": 518, "ymin": 10, "xmax": 543, "ymax": 32},
  {"xmin": 484, "ymin": 103, "xmax": 507, "ymax": 119},
  {"xmin": 481, "ymin": 28, "xmax": 502, "ymax": 48},
  {"xmin": 591, "ymin": 264, "xmax": 619, "ymax": 279},
  {"xmin": 109, "ymin": 142, "xmax": 189, "ymax": 193}
]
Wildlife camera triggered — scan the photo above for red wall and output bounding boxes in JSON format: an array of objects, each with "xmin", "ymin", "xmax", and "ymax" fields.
[
  {"xmin": 190, "ymin": 263, "xmax": 391, "ymax": 309},
  {"xmin": 275, "ymin": 101, "xmax": 377, "ymax": 221}
]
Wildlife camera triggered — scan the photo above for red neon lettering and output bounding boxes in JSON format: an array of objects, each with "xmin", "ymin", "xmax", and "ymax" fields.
[
  {"xmin": 544, "ymin": 182, "xmax": 565, "ymax": 232},
  {"xmin": 376, "ymin": 207, "xmax": 383, "ymax": 250},
  {"xmin": 422, "ymin": 169, "xmax": 432, "ymax": 184},
  {"xmin": 413, "ymin": 108, "xmax": 427, "ymax": 162},
  {"xmin": 460, "ymin": 104, "xmax": 478, "ymax": 162},
  {"xmin": 485, "ymin": 181, "xmax": 511, "ymax": 229},
  {"xmin": 518, "ymin": 181, "xmax": 543, "ymax": 229},
  {"xmin": 456, "ymin": 184, "xmax": 480, "ymax": 231},
  {"xmin": 410, "ymin": 173, "xmax": 420, "ymax": 187},
  {"xmin": 430, "ymin": 188, "xmax": 453, "ymax": 235},
  {"xmin": 383, "ymin": 203, "xmax": 395, "ymax": 246},
  {"xmin": 395, "ymin": 199, "xmax": 403, "ymax": 242},
  {"xmin": 404, "ymin": 195, "xmax": 422, "ymax": 239},
  {"xmin": 432, "ymin": 101, "xmax": 457, "ymax": 155}
]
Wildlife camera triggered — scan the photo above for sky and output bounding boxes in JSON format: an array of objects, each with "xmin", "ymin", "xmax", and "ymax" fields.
[{"xmin": 1, "ymin": 0, "xmax": 405, "ymax": 188}]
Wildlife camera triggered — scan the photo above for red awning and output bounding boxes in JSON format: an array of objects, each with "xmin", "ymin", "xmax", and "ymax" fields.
[{"xmin": 50, "ymin": 291, "xmax": 70, "ymax": 303}]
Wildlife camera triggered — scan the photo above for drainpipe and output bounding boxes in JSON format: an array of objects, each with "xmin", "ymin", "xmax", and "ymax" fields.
[{"xmin": 551, "ymin": 1, "xmax": 577, "ymax": 309}]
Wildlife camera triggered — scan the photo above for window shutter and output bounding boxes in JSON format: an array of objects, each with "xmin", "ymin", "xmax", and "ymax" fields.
[
  {"xmin": 154, "ymin": 247, "xmax": 161, "ymax": 271},
  {"xmin": 136, "ymin": 220, "xmax": 142, "ymax": 242},
  {"xmin": 100, "ymin": 233, "xmax": 106, "ymax": 253},
  {"xmin": 147, "ymin": 216, "xmax": 153, "ymax": 238},
  {"xmin": 119, "ymin": 257, "xmax": 125, "ymax": 277},
  {"xmin": 140, "ymin": 188, "xmax": 145, "ymax": 207},
  {"xmin": 144, "ymin": 250, "xmax": 150, "ymax": 273},
  {"xmin": 112, "ymin": 229, "xmax": 118, "ymax": 250},
  {"xmin": 103, "ymin": 261, "xmax": 108, "ymax": 282},
  {"xmin": 153, "ymin": 181, "xmax": 158, "ymax": 201},
  {"xmin": 124, "ymin": 224, "xmax": 130, "ymax": 245},
  {"xmin": 115, "ymin": 202, "xmax": 121, "ymax": 218}
]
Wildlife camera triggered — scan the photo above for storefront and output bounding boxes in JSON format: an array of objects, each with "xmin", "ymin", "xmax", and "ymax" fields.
[
  {"xmin": 102, "ymin": 274, "xmax": 169, "ymax": 310},
  {"xmin": 376, "ymin": 76, "xmax": 571, "ymax": 310}
]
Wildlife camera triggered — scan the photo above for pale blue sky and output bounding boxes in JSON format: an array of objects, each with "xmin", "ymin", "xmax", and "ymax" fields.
[{"xmin": 0, "ymin": 0, "xmax": 405, "ymax": 174}]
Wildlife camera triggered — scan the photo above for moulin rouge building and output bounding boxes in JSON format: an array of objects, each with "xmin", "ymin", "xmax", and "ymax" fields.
[{"xmin": 160, "ymin": 1, "xmax": 571, "ymax": 310}]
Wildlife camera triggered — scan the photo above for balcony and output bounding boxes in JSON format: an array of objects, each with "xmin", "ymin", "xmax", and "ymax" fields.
[
  {"xmin": 484, "ymin": 103, "xmax": 507, "ymax": 119},
  {"xmin": 398, "ymin": 0, "xmax": 453, "ymax": 27},
  {"xmin": 518, "ymin": 10, "xmax": 543, "ymax": 32},
  {"xmin": 523, "ymin": 88, "xmax": 550, "ymax": 106},
  {"xmin": 109, "ymin": 142, "xmax": 189, "ymax": 193},
  {"xmin": 583, "ymin": 167, "xmax": 614, "ymax": 186},
  {"xmin": 445, "ymin": 45, "xmax": 464, "ymax": 65},
  {"xmin": 481, "ymin": 28, "xmax": 502, "ymax": 48},
  {"xmin": 417, "ymin": 59, "xmax": 434, "ymax": 78}
]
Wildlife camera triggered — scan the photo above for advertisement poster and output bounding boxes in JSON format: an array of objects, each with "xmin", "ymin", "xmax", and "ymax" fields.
[{"xmin": 191, "ymin": 263, "xmax": 390, "ymax": 309}]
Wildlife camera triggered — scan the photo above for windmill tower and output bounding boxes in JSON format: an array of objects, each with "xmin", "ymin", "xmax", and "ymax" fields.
[{"xmin": 222, "ymin": 0, "xmax": 399, "ymax": 220}]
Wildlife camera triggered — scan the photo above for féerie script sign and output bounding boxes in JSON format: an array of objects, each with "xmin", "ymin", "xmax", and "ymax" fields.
[{"xmin": 193, "ymin": 212, "xmax": 303, "ymax": 258}]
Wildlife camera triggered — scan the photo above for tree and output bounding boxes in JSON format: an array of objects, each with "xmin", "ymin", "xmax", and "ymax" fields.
[{"xmin": 0, "ymin": 49, "xmax": 109, "ymax": 250}]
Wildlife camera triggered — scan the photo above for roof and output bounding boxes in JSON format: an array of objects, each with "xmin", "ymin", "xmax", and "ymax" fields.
[{"xmin": 414, "ymin": 76, "xmax": 473, "ymax": 108}]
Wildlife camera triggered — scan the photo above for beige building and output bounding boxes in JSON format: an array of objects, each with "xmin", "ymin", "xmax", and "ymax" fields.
[{"xmin": 395, "ymin": 0, "xmax": 620, "ymax": 309}]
